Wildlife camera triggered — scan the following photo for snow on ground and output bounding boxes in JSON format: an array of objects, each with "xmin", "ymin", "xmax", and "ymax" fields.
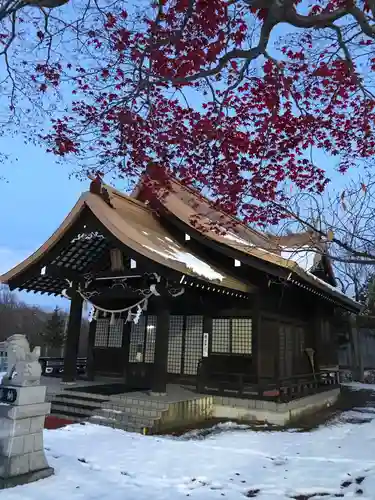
[{"xmin": 3, "ymin": 387, "xmax": 375, "ymax": 500}]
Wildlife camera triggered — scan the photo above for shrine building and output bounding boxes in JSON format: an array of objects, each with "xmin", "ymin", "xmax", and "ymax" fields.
[{"xmin": 0, "ymin": 168, "xmax": 361, "ymax": 409}]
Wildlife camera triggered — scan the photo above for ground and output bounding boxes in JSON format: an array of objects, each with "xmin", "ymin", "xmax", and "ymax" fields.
[{"xmin": 2, "ymin": 383, "xmax": 375, "ymax": 500}]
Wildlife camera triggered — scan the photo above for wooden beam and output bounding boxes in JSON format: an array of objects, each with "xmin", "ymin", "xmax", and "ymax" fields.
[
  {"xmin": 93, "ymin": 269, "xmax": 144, "ymax": 280},
  {"xmin": 110, "ymin": 248, "xmax": 124, "ymax": 271}
]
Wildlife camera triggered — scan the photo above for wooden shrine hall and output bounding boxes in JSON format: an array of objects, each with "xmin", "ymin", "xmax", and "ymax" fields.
[{"xmin": 0, "ymin": 170, "xmax": 362, "ymax": 402}]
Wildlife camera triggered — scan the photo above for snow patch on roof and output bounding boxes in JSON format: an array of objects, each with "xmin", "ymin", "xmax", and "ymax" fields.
[
  {"xmin": 281, "ymin": 246, "xmax": 318, "ymax": 272},
  {"xmin": 223, "ymin": 232, "xmax": 254, "ymax": 246},
  {"xmin": 143, "ymin": 244, "xmax": 224, "ymax": 282}
]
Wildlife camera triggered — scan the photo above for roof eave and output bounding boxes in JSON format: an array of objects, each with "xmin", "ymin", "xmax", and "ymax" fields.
[{"xmin": 289, "ymin": 269, "xmax": 362, "ymax": 312}]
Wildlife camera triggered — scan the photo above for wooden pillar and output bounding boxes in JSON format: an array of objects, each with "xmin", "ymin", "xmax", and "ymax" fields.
[
  {"xmin": 252, "ymin": 293, "xmax": 261, "ymax": 382},
  {"xmin": 86, "ymin": 319, "xmax": 96, "ymax": 381},
  {"xmin": 62, "ymin": 283, "xmax": 83, "ymax": 383},
  {"xmin": 151, "ymin": 298, "xmax": 170, "ymax": 395}
]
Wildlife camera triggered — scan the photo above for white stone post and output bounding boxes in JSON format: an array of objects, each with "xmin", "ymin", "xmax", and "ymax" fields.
[{"xmin": 0, "ymin": 334, "xmax": 54, "ymax": 489}]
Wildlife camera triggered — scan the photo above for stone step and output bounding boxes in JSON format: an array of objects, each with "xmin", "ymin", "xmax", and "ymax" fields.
[
  {"xmin": 94, "ymin": 408, "xmax": 160, "ymax": 427},
  {"xmin": 56, "ymin": 393, "xmax": 107, "ymax": 404},
  {"xmin": 50, "ymin": 390, "xmax": 170, "ymax": 434},
  {"xmin": 89, "ymin": 415, "xmax": 155, "ymax": 433},
  {"xmin": 61, "ymin": 390, "xmax": 111, "ymax": 401},
  {"xmin": 108, "ymin": 396, "xmax": 169, "ymax": 411},
  {"xmin": 101, "ymin": 404, "xmax": 162, "ymax": 418},
  {"xmin": 51, "ymin": 403, "xmax": 95, "ymax": 418},
  {"xmin": 53, "ymin": 396, "xmax": 104, "ymax": 409}
]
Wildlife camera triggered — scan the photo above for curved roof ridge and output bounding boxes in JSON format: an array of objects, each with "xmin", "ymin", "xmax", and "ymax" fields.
[{"xmin": 132, "ymin": 167, "xmax": 272, "ymax": 246}]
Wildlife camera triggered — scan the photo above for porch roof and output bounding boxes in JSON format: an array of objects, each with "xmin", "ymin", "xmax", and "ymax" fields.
[{"xmin": 0, "ymin": 188, "xmax": 251, "ymax": 295}]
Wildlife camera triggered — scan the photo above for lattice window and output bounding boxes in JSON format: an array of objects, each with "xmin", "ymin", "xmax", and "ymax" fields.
[
  {"xmin": 129, "ymin": 316, "xmax": 146, "ymax": 362},
  {"xmin": 232, "ymin": 318, "xmax": 252, "ymax": 354},
  {"xmin": 145, "ymin": 315, "xmax": 157, "ymax": 363},
  {"xmin": 108, "ymin": 320, "xmax": 123, "ymax": 348},
  {"xmin": 94, "ymin": 319, "xmax": 109, "ymax": 347},
  {"xmin": 184, "ymin": 315, "xmax": 203, "ymax": 375},
  {"xmin": 212, "ymin": 318, "xmax": 231, "ymax": 353},
  {"xmin": 168, "ymin": 315, "xmax": 183, "ymax": 374},
  {"xmin": 212, "ymin": 318, "xmax": 252, "ymax": 354}
]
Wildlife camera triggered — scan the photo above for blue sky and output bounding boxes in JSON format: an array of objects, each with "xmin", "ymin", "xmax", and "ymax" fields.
[{"xmin": 0, "ymin": 137, "xmax": 87, "ymax": 311}]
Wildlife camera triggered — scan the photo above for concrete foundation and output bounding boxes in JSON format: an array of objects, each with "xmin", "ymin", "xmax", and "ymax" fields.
[
  {"xmin": 212, "ymin": 389, "xmax": 340, "ymax": 425},
  {"xmin": 157, "ymin": 395, "xmax": 214, "ymax": 432},
  {"xmin": 46, "ymin": 377, "xmax": 341, "ymax": 433}
]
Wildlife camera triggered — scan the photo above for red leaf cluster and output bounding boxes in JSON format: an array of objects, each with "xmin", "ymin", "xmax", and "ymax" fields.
[{"xmin": 39, "ymin": 0, "xmax": 375, "ymax": 226}]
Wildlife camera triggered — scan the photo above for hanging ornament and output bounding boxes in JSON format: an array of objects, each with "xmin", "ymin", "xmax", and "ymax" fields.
[
  {"xmin": 110, "ymin": 312, "xmax": 116, "ymax": 326},
  {"xmin": 150, "ymin": 284, "xmax": 161, "ymax": 296},
  {"xmin": 133, "ymin": 305, "xmax": 142, "ymax": 325},
  {"xmin": 126, "ymin": 309, "xmax": 133, "ymax": 323},
  {"xmin": 103, "ymin": 311, "xmax": 108, "ymax": 318},
  {"xmin": 93, "ymin": 309, "xmax": 99, "ymax": 321},
  {"xmin": 142, "ymin": 298, "xmax": 148, "ymax": 311}
]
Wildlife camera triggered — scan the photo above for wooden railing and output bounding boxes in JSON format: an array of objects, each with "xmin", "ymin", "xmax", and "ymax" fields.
[
  {"xmin": 271, "ymin": 371, "xmax": 340, "ymax": 402},
  {"xmin": 197, "ymin": 368, "xmax": 340, "ymax": 402}
]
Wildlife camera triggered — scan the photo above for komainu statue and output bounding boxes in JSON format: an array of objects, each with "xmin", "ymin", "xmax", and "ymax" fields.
[{"xmin": 1, "ymin": 334, "xmax": 42, "ymax": 387}]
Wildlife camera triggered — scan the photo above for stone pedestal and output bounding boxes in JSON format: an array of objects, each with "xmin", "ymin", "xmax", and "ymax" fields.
[{"xmin": 0, "ymin": 385, "xmax": 54, "ymax": 489}]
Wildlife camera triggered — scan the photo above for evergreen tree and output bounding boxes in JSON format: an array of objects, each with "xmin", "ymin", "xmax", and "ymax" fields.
[{"xmin": 42, "ymin": 306, "xmax": 66, "ymax": 350}]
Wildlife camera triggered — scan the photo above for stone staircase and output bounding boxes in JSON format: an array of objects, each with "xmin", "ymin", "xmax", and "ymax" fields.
[{"xmin": 50, "ymin": 390, "xmax": 168, "ymax": 434}]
